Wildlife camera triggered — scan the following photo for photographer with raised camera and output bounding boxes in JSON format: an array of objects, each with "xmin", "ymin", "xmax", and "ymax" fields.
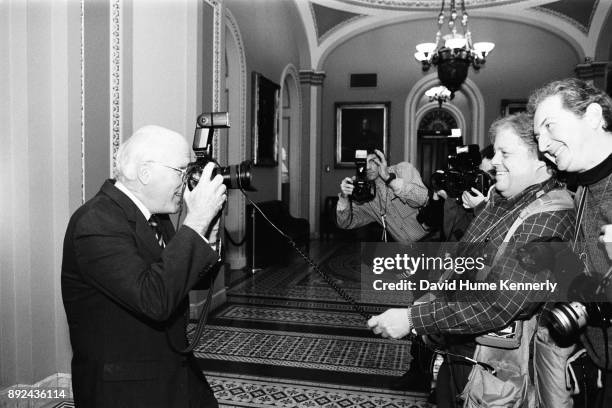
[
  {"xmin": 62, "ymin": 125, "xmax": 226, "ymax": 407},
  {"xmin": 368, "ymin": 112, "xmax": 575, "ymax": 407},
  {"xmin": 431, "ymin": 144, "xmax": 495, "ymax": 241},
  {"xmin": 336, "ymin": 149, "xmax": 429, "ymax": 244},
  {"xmin": 530, "ymin": 78, "xmax": 612, "ymax": 407},
  {"xmin": 460, "ymin": 144, "xmax": 495, "ymax": 212}
]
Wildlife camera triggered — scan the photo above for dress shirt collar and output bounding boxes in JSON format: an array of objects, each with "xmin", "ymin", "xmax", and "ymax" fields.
[{"xmin": 114, "ymin": 180, "xmax": 152, "ymax": 221}]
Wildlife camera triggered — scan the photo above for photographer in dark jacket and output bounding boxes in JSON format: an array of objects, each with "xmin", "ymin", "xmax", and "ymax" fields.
[
  {"xmin": 530, "ymin": 78, "xmax": 612, "ymax": 407},
  {"xmin": 62, "ymin": 125, "xmax": 226, "ymax": 407}
]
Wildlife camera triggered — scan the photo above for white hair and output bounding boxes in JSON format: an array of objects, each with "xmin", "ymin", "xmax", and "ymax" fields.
[{"xmin": 114, "ymin": 125, "xmax": 187, "ymax": 182}]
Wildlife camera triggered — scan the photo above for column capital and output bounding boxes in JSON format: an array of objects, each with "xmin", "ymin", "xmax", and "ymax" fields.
[
  {"xmin": 299, "ymin": 70, "xmax": 326, "ymax": 86},
  {"xmin": 575, "ymin": 58, "xmax": 608, "ymax": 81}
]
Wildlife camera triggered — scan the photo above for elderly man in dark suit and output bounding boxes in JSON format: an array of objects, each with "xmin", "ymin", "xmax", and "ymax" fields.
[{"xmin": 61, "ymin": 125, "xmax": 226, "ymax": 407}]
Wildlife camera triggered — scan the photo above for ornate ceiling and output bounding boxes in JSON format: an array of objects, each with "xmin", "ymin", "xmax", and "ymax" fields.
[{"xmin": 295, "ymin": 0, "xmax": 612, "ymax": 69}]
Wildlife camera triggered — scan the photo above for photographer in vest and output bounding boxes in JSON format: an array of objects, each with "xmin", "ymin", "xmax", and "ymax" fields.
[
  {"xmin": 367, "ymin": 112, "xmax": 575, "ymax": 407},
  {"xmin": 530, "ymin": 78, "xmax": 612, "ymax": 407}
]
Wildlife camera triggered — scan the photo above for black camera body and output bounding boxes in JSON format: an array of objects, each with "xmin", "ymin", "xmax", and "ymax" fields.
[
  {"xmin": 515, "ymin": 237, "xmax": 612, "ymax": 339},
  {"xmin": 186, "ymin": 112, "xmax": 253, "ymax": 191},
  {"xmin": 549, "ymin": 274, "xmax": 612, "ymax": 338},
  {"xmin": 431, "ymin": 144, "xmax": 493, "ymax": 198},
  {"xmin": 350, "ymin": 149, "xmax": 375, "ymax": 204}
]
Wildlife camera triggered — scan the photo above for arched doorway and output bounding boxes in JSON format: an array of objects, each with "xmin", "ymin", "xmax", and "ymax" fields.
[
  {"xmin": 278, "ymin": 65, "xmax": 303, "ymax": 217},
  {"xmin": 404, "ymin": 75, "xmax": 485, "ymax": 165},
  {"xmin": 417, "ymin": 107, "xmax": 462, "ymax": 187}
]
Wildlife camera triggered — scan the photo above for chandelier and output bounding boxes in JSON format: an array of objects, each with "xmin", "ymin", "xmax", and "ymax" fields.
[
  {"xmin": 425, "ymin": 86, "xmax": 451, "ymax": 107},
  {"xmin": 414, "ymin": 0, "xmax": 494, "ymax": 98}
]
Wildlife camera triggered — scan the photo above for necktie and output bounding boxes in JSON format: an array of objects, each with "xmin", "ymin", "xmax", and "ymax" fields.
[{"xmin": 148, "ymin": 215, "xmax": 166, "ymax": 248}]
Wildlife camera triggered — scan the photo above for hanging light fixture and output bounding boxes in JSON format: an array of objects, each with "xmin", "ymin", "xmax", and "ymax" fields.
[
  {"xmin": 414, "ymin": 0, "xmax": 494, "ymax": 99},
  {"xmin": 425, "ymin": 85, "xmax": 451, "ymax": 107}
]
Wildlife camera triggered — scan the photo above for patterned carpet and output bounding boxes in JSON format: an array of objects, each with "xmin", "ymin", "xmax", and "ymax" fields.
[
  {"xmin": 44, "ymin": 372, "xmax": 429, "ymax": 408},
  {"xmin": 226, "ymin": 243, "xmax": 413, "ymax": 306},
  {"xmin": 194, "ymin": 325, "xmax": 410, "ymax": 376},
  {"xmin": 213, "ymin": 304, "xmax": 371, "ymax": 329},
  {"xmin": 207, "ymin": 372, "xmax": 429, "ymax": 407},
  {"xmin": 193, "ymin": 241, "xmax": 431, "ymax": 407}
]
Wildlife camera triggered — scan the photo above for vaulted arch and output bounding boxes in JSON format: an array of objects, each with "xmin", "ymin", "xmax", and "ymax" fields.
[
  {"xmin": 404, "ymin": 74, "xmax": 485, "ymax": 164},
  {"xmin": 278, "ymin": 64, "xmax": 303, "ymax": 217}
]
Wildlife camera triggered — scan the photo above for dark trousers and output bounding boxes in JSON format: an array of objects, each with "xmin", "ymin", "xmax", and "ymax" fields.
[
  {"xmin": 435, "ymin": 342, "xmax": 476, "ymax": 408},
  {"xmin": 409, "ymin": 337, "xmax": 436, "ymax": 375},
  {"xmin": 571, "ymin": 353, "xmax": 612, "ymax": 408}
]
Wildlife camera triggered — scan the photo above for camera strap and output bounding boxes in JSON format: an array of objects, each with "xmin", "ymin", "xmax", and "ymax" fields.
[
  {"xmin": 572, "ymin": 188, "xmax": 588, "ymax": 253},
  {"xmin": 381, "ymin": 214, "xmax": 388, "ymax": 242},
  {"xmin": 167, "ymin": 264, "xmax": 220, "ymax": 355},
  {"xmin": 243, "ymin": 192, "xmax": 373, "ymax": 320},
  {"xmin": 167, "ymin": 198, "xmax": 223, "ymax": 355},
  {"xmin": 572, "ymin": 188, "xmax": 592, "ymax": 277}
]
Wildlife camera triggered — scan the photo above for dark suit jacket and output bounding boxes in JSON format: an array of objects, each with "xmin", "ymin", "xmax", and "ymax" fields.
[{"xmin": 62, "ymin": 180, "xmax": 220, "ymax": 407}]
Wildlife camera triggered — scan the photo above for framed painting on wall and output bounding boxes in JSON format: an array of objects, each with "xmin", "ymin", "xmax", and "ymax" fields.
[
  {"xmin": 335, "ymin": 102, "xmax": 390, "ymax": 168},
  {"xmin": 252, "ymin": 72, "xmax": 280, "ymax": 166}
]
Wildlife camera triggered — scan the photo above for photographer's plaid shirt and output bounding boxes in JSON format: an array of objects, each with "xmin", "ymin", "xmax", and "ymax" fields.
[
  {"xmin": 336, "ymin": 162, "xmax": 429, "ymax": 243},
  {"xmin": 409, "ymin": 178, "xmax": 575, "ymax": 335}
]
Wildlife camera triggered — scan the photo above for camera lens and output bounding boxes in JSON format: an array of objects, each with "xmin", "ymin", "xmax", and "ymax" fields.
[
  {"xmin": 218, "ymin": 161, "xmax": 252, "ymax": 190},
  {"xmin": 549, "ymin": 302, "xmax": 589, "ymax": 338},
  {"xmin": 186, "ymin": 160, "xmax": 253, "ymax": 191}
]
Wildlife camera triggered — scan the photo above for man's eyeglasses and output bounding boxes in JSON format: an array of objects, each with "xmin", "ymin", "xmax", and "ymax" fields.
[{"xmin": 146, "ymin": 161, "xmax": 188, "ymax": 182}]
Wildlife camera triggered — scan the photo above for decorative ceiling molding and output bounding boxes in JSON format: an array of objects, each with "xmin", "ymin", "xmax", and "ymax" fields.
[
  {"xmin": 534, "ymin": 0, "xmax": 599, "ymax": 35},
  {"xmin": 311, "ymin": 2, "xmax": 364, "ymax": 44},
  {"xmin": 536, "ymin": 0, "xmax": 598, "ymax": 34},
  {"xmin": 317, "ymin": 14, "xmax": 365, "ymax": 44},
  {"xmin": 330, "ymin": 0, "xmax": 527, "ymax": 11},
  {"xmin": 533, "ymin": 6, "xmax": 587, "ymax": 34},
  {"xmin": 297, "ymin": 0, "xmax": 612, "ymax": 70}
]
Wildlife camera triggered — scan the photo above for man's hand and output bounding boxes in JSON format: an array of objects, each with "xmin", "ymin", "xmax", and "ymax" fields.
[
  {"xmin": 339, "ymin": 177, "xmax": 355, "ymax": 198},
  {"xmin": 337, "ymin": 177, "xmax": 355, "ymax": 211},
  {"xmin": 372, "ymin": 149, "xmax": 390, "ymax": 179},
  {"xmin": 435, "ymin": 189, "xmax": 448, "ymax": 200},
  {"xmin": 367, "ymin": 308, "xmax": 412, "ymax": 339},
  {"xmin": 599, "ymin": 224, "xmax": 612, "ymax": 260},
  {"xmin": 462, "ymin": 188, "xmax": 486, "ymax": 209},
  {"xmin": 182, "ymin": 162, "xmax": 227, "ymax": 236}
]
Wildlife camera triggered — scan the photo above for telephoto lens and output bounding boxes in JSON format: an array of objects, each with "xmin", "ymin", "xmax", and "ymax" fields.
[
  {"xmin": 547, "ymin": 273, "xmax": 612, "ymax": 338},
  {"xmin": 186, "ymin": 160, "xmax": 253, "ymax": 191},
  {"xmin": 549, "ymin": 302, "xmax": 589, "ymax": 338}
]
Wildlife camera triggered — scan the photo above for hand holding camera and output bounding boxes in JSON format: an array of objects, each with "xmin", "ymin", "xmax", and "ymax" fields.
[
  {"xmin": 431, "ymin": 145, "xmax": 494, "ymax": 199},
  {"xmin": 340, "ymin": 177, "xmax": 355, "ymax": 198},
  {"xmin": 371, "ymin": 149, "xmax": 390, "ymax": 180},
  {"xmin": 461, "ymin": 188, "xmax": 487, "ymax": 209},
  {"xmin": 182, "ymin": 161, "xmax": 227, "ymax": 237},
  {"xmin": 350, "ymin": 150, "xmax": 376, "ymax": 204}
]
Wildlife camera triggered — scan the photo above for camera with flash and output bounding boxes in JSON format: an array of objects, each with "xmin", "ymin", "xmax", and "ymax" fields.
[{"xmin": 186, "ymin": 112, "xmax": 253, "ymax": 191}]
